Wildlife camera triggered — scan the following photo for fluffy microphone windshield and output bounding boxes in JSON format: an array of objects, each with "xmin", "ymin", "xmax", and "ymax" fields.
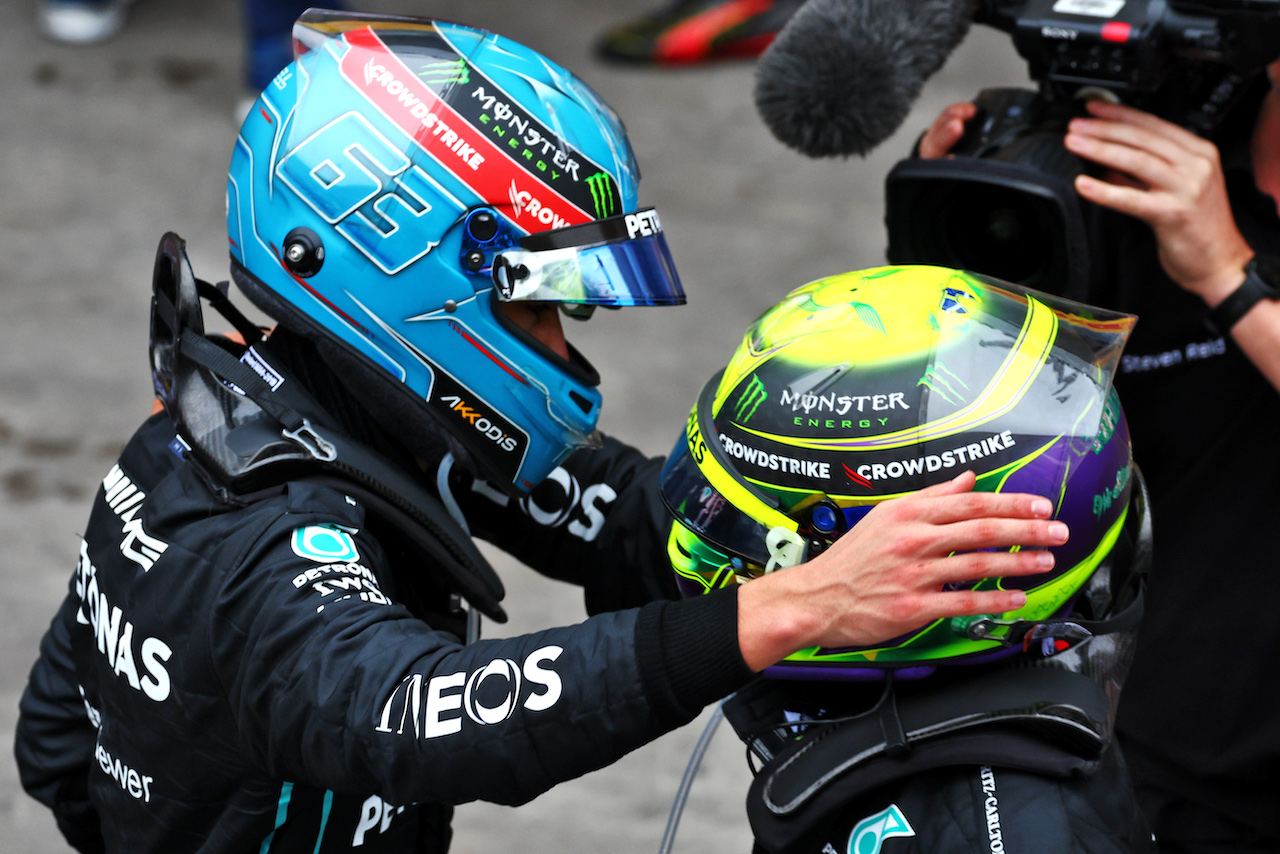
[{"xmin": 754, "ymin": 0, "xmax": 973, "ymax": 157}]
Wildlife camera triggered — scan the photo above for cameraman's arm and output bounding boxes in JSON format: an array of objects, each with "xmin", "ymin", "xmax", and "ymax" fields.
[{"xmin": 1063, "ymin": 98, "xmax": 1280, "ymax": 392}]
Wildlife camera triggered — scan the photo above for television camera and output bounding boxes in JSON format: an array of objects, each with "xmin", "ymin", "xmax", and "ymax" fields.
[{"xmin": 884, "ymin": 0, "xmax": 1280, "ymax": 302}]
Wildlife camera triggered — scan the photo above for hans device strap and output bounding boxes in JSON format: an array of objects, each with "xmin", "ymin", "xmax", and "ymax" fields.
[
  {"xmin": 737, "ymin": 665, "xmax": 1117, "ymax": 854},
  {"xmin": 149, "ymin": 232, "xmax": 507, "ymax": 621}
]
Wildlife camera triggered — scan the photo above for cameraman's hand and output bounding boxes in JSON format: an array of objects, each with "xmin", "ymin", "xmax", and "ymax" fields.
[
  {"xmin": 1064, "ymin": 99, "xmax": 1253, "ymax": 304},
  {"xmin": 918, "ymin": 101, "xmax": 977, "ymax": 159},
  {"xmin": 736, "ymin": 471, "xmax": 1065, "ymax": 671}
]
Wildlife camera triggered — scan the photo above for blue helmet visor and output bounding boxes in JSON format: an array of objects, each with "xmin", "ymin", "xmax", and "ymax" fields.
[{"xmin": 492, "ymin": 208, "xmax": 686, "ymax": 307}]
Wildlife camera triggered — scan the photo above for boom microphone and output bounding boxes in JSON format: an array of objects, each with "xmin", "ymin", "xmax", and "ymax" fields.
[{"xmin": 754, "ymin": 0, "xmax": 973, "ymax": 157}]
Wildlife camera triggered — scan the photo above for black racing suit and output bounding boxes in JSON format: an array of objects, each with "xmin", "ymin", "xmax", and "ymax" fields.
[
  {"xmin": 15, "ymin": 411, "xmax": 752, "ymax": 853},
  {"xmin": 763, "ymin": 752, "xmax": 1153, "ymax": 854}
]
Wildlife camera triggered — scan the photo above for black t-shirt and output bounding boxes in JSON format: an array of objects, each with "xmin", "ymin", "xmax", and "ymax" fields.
[{"xmin": 1098, "ymin": 84, "xmax": 1280, "ymax": 835}]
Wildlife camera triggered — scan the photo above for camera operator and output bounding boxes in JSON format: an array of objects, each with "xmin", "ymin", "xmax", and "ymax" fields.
[{"xmin": 918, "ymin": 57, "xmax": 1280, "ymax": 853}]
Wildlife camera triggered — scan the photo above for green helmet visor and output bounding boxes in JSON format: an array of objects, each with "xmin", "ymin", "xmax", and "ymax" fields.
[{"xmin": 659, "ymin": 370, "xmax": 807, "ymax": 572}]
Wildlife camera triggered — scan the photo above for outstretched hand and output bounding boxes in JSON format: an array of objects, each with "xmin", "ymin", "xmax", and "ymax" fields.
[{"xmin": 736, "ymin": 471, "xmax": 1066, "ymax": 671}]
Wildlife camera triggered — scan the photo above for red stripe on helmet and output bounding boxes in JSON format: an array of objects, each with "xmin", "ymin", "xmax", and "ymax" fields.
[
  {"xmin": 843, "ymin": 464, "xmax": 873, "ymax": 489},
  {"xmin": 270, "ymin": 245, "xmax": 371, "ymax": 337},
  {"xmin": 339, "ymin": 27, "xmax": 594, "ymax": 234},
  {"xmin": 449, "ymin": 321, "xmax": 528, "ymax": 385}
]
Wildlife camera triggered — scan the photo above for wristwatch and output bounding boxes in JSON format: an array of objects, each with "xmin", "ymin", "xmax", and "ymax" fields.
[{"xmin": 1205, "ymin": 254, "xmax": 1280, "ymax": 336}]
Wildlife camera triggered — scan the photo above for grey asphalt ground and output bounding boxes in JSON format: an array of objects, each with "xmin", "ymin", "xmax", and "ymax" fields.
[{"xmin": 0, "ymin": 2, "xmax": 1030, "ymax": 851}]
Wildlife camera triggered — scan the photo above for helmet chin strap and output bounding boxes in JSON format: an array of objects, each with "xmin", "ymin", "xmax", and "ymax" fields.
[
  {"xmin": 435, "ymin": 452, "xmax": 471, "ymax": 536},
  {"xmin": 436, "ymin": 452, "xmax": 483, "ymax": 645}
]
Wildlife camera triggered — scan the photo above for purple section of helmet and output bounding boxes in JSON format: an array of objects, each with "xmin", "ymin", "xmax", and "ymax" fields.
[
  {"xmin": 995, "ymin": 430, "xmax": 1129, "ymax": 592},
  {"xmin": 762, "ymin": 632, "xmax": 1062, "ymax": 682},
  {"xmin": 675, "ymin": 574, "xmax": 709, "ymax": 599},
  {"xmin": 763, "ymin": 663, "xmax": 938, "ymax": 682}
]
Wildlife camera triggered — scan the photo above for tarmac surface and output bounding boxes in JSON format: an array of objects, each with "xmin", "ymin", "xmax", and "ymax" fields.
[{"xmin": 0, "ymin": 2, "xmax": 1029, "ymax": 852}]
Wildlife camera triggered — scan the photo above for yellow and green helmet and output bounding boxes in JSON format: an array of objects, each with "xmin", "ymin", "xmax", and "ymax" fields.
[{"xmin": 659, "ymin": 265, "xmax": 1139, "ymax": 679}]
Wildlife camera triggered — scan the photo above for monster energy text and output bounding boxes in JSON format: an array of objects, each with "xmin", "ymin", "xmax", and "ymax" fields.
[
  {"xmin": 472, "ymin": 85, "xmax": 582, "ymax": 181},
  {"xmin": 779, "ymin": 388, "xmax": 909, "ymax": 416}
]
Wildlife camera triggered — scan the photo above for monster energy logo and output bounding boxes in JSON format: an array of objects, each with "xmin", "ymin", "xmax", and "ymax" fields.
[
  {"xmin": 732, "ymin": 375, "xmax": 768, "ymax": 423},
  {"xmin": 418, "ymin": 59, "xmax": 469, "ymax": 86},
  {"xmin": 585, "ymin": 172, "xmax": 616, "ymax": 218},
  {"xmin": 917, "ymin": 363, "xmax": 969, "ymax": 406}
]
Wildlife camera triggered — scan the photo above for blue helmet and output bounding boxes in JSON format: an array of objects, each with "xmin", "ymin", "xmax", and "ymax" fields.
[{"xmin": 227, "ymin": 10, "xmax": 685, "ymax": 492}]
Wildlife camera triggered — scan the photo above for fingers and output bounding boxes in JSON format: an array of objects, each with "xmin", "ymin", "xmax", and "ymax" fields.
[
  {"xmin": 912, "ymin": 468, "xmax": 976, "ymax": 496},
  {"xmin": 895, "ymin": 553, "xmax": 1058, "ymax": 626},
  {"xmin": 1079, "ymin": 99, "xmax": 1207, "ymax": 153},
  {"xmin": 1073, "ymin": 101, "xmax": 1207, "ymax": 157},
  {"xmin": 1059, "ymin": 101, "xmax": 1251, "ymax": 295},
  {"xmin": 919, "ymin": 101, "xmax": 976, "ymax": 160},
  {"xmin": 758, "ymin": 471, "xmax": 1071, "ymax": 657},
  {"xmin": 1065, "ymin": 126, "xmax": 1186, "ymax": 193},
  {"xmin": 1068, "ymin": 137, "xmax": 1175, "ymax": 193},
  {"xmin": 1072, "ymin": 173, "xmax": 1156, "ymax": 219},
  {"xmin": 916, "ymin": 585, "xmax": 1033, "ymax": 621},
  {"xmin": 927, "ymin": 544, "xmax": 1057, "ymax": 585},
  {"xmin": 884, "ymin": 472, "xmax": 1056, "ymax": 525},
  {"xmin": 855, "ymin": 473, "xmax": 1066, "ymax": 591},
  {"xmin": 929, "ymin": 515, "xmax": 1069, "ymax": 558},
  {"xmin": 1064, "ymin": 102, "xmax": 1220, "ymax": 208},
  {"xmin": 880, "ymin": 530, "xmax": 1059, "ymax": 599}
]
